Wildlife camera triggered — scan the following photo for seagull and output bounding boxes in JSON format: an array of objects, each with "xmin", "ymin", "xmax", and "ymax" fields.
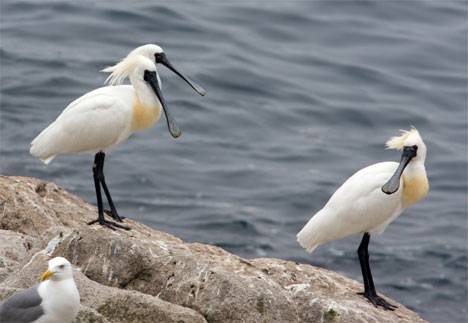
[
  {"xmin": 30, "ymin": 44, "xmax": 206, "ymax": 230},
  {"xmin": 297, "ymin": 128, "xmax": 429, "ymax": 310},
  {"xmin": 0, "ymin": 257, "xmax": 80, "ymax": 323}
]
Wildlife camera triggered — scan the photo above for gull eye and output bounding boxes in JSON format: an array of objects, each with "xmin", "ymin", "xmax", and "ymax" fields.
[{"xmin": 58, "ymin": 264, "xmax": 65, "ymax": 269}]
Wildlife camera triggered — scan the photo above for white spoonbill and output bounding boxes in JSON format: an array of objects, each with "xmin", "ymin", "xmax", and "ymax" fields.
[
  {"xmin": 297, "ymin": 128, "xmax": 429, "ymax": 310},
  {"xmin": 30, "ymin": 45, "xmax": 206, "ymax": 230}
]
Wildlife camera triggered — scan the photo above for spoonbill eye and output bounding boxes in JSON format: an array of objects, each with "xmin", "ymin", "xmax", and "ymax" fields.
[{"xmin": 155, "ymin": 53, "xmax": 164, "ymax": 63}]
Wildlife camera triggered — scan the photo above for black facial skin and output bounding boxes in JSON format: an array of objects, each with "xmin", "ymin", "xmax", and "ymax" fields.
[
  {"xmin": 381, "ymin": 145, "xmax": 418, "ymax": 194},
  {"xmin": 144, "ymin": 70, "xmax": 181, "ymax": 139},
  {"xmin": 154, "ymin": 52, "xmax": 206, "ymax": 96}
]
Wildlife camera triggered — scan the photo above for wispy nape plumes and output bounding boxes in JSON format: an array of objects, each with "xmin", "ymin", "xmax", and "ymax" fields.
[
  {"xmin": 102, "ymin": 54, "xmax": 143, "ymax": 86},
  {"xmin": 385, "ymin": 127, "xmax": 419, "ymax": 150}
]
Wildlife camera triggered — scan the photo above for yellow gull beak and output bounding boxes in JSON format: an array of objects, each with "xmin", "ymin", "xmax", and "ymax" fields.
[{"xmin": 39, "ymin": 270, "xmax": 54, "ymax": 282}]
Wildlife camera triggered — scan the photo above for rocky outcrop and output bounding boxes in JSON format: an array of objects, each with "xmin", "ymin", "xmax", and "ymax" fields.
[{"xmin": 0, "ymin": 176, "xmax": 427, "ymax": 323}]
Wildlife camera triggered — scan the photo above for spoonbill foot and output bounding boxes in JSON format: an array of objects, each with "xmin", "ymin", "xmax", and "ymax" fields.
[
  {"xmin": 104, "ymin": 209, "xmax": 126, "ymax": 222},
  {"xmin": 87, "ymin": 218, "xmax": 130, "ymax": 230},
  {"xmin": 360, "ymin": 292, "xmax": 397, "ymax": 311}
]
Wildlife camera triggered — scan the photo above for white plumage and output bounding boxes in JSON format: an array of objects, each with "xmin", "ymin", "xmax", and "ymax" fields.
[
  {"xmin": 36, "ymin": 262, "xmax": 80, "ymax": 323},
  {"xmin": 297, "ymin": 162, "xmax": 402, "ymax": 253},
  {"xmin": 297, "ymin": 128, "xmax": 429, "ymax": 309},
  {"xmin": 29, "ymin": 44, "xmax": 205, "ymax": 229},
  {"xmin": 0, "ymin": 257, "xmax": 79, "ymax": 323},
  {"xmin": 30, "ymin": 62, "xmax": 158, "ymax": 164},
  {"xmin": 297, "ymin": 128, "xmax": 428, "ymax": 253}
]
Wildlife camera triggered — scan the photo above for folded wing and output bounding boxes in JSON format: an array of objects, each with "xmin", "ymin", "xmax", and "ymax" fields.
[{"xmin": 30, "ymin": 88, "xmax": 133, "ymax": 164}]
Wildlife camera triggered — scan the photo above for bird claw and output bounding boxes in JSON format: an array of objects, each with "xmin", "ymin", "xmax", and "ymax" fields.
[
  {"xmin": 359, "ymin": 292, "xmax": 397, "ymax": 311},
  {"xmin": 87, "ymin": 218, "xmax": 131, "ymax": 230},
  {"xmin": 104, "ymin": 209, "xmax": 126, "ymax": 222}
]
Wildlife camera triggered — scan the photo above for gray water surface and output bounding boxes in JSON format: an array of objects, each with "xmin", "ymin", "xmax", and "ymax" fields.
[{"xmin": 1, "ymin": 1, "xmax": 467, "ymax": 322}]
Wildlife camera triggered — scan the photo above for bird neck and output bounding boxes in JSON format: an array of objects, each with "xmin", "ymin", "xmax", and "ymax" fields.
[
  {"xmin": 402, "ymin": 162, "xmax": 429, "ymax": 208},
  {"xmin": 130, "ymin": 77, "xmax": 162, "ymax": 131},
  {"xmin": 39, "ymin": 278, "xmax": 79, "ymax": 321},
  {"xmin": 130, "ymin": 74, "xmax": 159, "ymax": 107},
  {"xmin": 47, "ymin": 277, "xmax": 75, "ymax": 287},
  {"xmin": 39, "ymin": 277, "xmax": 78, "ymax": 298}
]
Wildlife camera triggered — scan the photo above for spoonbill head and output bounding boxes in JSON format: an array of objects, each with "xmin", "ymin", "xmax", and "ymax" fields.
[
  {"xmin": 102, "ymin": 45, "xmax": 205, "ymax": 137},
  {"xmin": 121, "ymin": 43, "xmax": 206, "ymax": 96},
  {"xmin": 30, "ymin": 46, "xmax": 206, "ymax": 230},
  {"xmin": 382, "ymin": 128, "xmax": 427, "ymax": 197},
  {"xmin": 104, "ymin": 54, "xmax": 182, "ymax": 138},
  {"xmin": 297, "ymin": 127, "xmax": 428, "ymax": 310}
]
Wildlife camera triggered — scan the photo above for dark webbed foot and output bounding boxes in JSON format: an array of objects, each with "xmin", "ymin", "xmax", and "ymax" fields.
[
  {"xmin": 360, "ymin": 292, "xmax": 397, "ymax": 311},
  {"xmin": 356, "ymin": 233, "xmax": 397, "ymax": 311},
  {"xmin": 104, "ymin": 209, "xmax": 126, "ymax": 222},
  {"xmin": 88, "ymin": 218, "xmax": 131, "ymax": 230}
]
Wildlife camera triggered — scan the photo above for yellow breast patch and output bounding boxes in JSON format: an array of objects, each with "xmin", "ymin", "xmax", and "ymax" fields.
[
  {"xmin": 402, "ymin": 174, "xmax": 429, "ymax": 208},
  {"xmin": 131, "ymin": 99, "xmax": 161, "ymax": 131}
]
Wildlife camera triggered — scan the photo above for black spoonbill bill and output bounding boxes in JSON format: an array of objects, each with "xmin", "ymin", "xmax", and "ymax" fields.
[
  {"xmin": 30, "ymin": 45, "xmax": 206, "ymax": 230},
  {"xmin": 297, "ymin": 128, "xmax": 428, "ymax": 310}
]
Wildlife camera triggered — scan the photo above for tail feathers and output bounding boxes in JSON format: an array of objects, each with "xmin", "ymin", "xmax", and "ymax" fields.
[
  {"xmin": 30, "ymin": 143, "xmax": 56, "ymax": 164},
  {"xmin": 39, "ymin": 155, "xmax": 56, "ymax": 164},
  {"xmin": 297, "ymin": 225, "xmax": 321, "ymax": 254},
  {"xmin": 30, "ymin": 124, "xmax": 60, "ymax": 164},
  {"xmin": 297, "ymin": 210, "xmax": 329, "ymax": 253}
]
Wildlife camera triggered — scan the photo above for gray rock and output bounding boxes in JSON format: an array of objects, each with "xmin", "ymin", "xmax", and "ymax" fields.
[
  {"xmin": 0, "ymin": 176, "xmax": 427, "ymax": 323},
  {"xmin": 75, "ymin": 306, "xmax": 112, "ymax": 323},
  {"xmin": 1, "ymin": 253, "xmax": 206, "ymax": 323},
  {"xmin": 0, "ymin": 230, "xmax": 40, "ymax": 283}
]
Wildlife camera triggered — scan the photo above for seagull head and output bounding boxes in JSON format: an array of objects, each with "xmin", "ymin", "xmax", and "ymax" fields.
[{"xmin": 40, "ymin": 257, "xmax": 74, "ymax": 282}]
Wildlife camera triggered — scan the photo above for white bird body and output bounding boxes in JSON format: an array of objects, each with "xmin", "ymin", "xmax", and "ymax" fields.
[
  {"xmin": 297, "ymin": 129, "xmax": 429, "ymax": 254},
  {"xmin": 298, "ymin": 162, "xmax": 402, "ymax": 253},
  {"xmin": 29, "ymin": 44, "xmax": 206, "ymax": 229},
  {"xmin": 0, "ymin": 257, "xmax": 80, "ymax": 323},
  {"xmin": 36, "ymin": 278, "xmax": 80, "ymax": 323},
  {"xmin": 31, "ymin": 72, "xmax": 162, "ymax": 164}
]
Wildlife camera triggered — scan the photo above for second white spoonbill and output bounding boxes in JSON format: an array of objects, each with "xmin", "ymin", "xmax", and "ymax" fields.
[
  {"xmin": 297, "ymin": 128, "xmax": 429, "ymax": 310},
  {"xmin": 30, "ymin": 45, "xmax": 206, "ymax": 230}
]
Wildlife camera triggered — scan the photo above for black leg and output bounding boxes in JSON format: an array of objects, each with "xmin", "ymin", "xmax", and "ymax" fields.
[
  {"xmin": 87, "ymin": 153, "xmax": 106, "ymax": 226},
  {"xmin": 358, "ymin": 233, "xmax": 372, "ymax": 294},
  {"xmin": 357, "ymin": 233, "xmax": 397, "ymax": 310},
  {"xmin": 96, "ymin": 152, "xmax": 125, "ymax": 222},
  {"xmin": 87, "ymin": 152, "xmax": 130, "ymax": 230}
]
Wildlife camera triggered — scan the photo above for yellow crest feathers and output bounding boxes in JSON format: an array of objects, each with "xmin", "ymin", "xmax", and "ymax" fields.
[{"xmin": 385, "ymin": 127, "xmax": 419, "ymax": 150}]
